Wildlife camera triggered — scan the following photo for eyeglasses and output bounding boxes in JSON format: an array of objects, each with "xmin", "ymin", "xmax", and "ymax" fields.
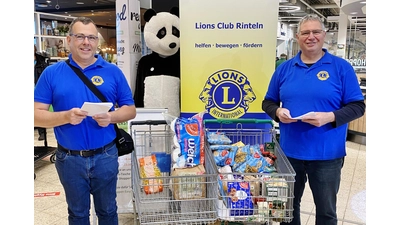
[
  {"xmin": 299, "ymin": 29, "xmax": 325, "ymax": 37},
  {"xmin": 70, "ymin": 33, "xmax": 99, "ymax": 42}
]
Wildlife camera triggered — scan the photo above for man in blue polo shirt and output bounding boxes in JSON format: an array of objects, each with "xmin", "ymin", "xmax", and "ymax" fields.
[
  {"xmin": 262, "ymin": 14, "xmax": 365, "ymax": 225},
  {"xmin": 34, "ymin": 17, "xmax": 136, "ymax": 225}
]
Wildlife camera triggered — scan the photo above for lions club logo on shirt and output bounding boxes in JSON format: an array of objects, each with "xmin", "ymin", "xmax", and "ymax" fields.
[
  {"xmin": 317, "ymin": 71, "xmax": 329, "ymax": 81},
  {"xmin": 199, "ymin": 69, "xmax": 256, "ymax": 119},
  {"xmin": 91, "ymin": 76, "xmax": 104, "ymax": 86}
]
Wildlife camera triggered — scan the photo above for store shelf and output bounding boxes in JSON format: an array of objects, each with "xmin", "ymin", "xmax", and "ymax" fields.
[
  {"xmin": 34, "ymin": 11, "xmax": 76, "ymax": 53},
  {"xmin": 50, "ymin": 57, "xmax": 68, "ymax": 60},
  {"xmin": 34, "ymin": 34, "xmax": 69, "ymax": 39}
]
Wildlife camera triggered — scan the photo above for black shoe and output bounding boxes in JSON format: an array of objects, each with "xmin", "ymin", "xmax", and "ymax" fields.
[{"xmin": 38, "ymin": 133, "xmax": 45, "ymax": 141}]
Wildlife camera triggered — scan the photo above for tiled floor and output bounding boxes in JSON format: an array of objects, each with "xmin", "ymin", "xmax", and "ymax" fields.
[{"xmin": 34, "ymin": 128, "xmax": 366, "ymax": 225}]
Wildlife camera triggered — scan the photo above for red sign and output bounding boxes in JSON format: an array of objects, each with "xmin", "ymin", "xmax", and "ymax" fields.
[{"xmin": 34, "ymin": 192, "xmax": 60, "ymax": 197}]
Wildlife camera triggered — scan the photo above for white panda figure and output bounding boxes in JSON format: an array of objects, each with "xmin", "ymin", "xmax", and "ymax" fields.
[{"xmin": 134, "ymin": 7, "xmax": 181, "ymax": 118}]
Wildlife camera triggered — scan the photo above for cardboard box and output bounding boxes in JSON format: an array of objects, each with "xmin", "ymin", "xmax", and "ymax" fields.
[{"xmin": 172, "ymin": 164, "xmax": 206, "ymax": 200}]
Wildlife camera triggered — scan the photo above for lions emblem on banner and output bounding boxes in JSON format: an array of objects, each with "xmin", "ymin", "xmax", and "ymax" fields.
[{"xmin": 199, "ymin": 69, "xmax": 256, "ymax": 119}]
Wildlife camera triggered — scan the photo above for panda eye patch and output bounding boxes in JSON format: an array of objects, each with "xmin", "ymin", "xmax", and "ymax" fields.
[
  {"xmin": 156, "ymin": 27, "xmax": 167, "ymax": 39},
  {"xmin": 172, "ymin": 26, "xmax": 180, "ymax": 38}
]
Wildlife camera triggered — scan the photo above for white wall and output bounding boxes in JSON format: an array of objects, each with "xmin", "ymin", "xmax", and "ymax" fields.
[{"xmin": 276, "ymin": 22, "xmax": 294, "ymax": 58}]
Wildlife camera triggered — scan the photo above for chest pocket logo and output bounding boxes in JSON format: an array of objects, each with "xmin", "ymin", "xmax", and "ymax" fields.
[
  {"xmin": 317, "ymin": 71, "xmax": 329, "ymax": 81},
  {"xmin": 91, "ymin": 76, "xmax": 104, "ymax": 86}
]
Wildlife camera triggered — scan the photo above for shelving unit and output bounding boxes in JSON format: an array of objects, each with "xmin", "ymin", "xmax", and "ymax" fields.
[{"xmin": 34, "ymin": 11, "xmax": 76, "ymax": 59}]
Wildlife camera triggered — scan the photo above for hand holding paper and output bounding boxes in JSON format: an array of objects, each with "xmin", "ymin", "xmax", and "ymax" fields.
[
  {"xmin": 81, "ymin": 102, "xmax": 113, "ymax": 116},
  {"xmin": 291, "ymin": 111, "xmax": 316, "ymax": 120}
]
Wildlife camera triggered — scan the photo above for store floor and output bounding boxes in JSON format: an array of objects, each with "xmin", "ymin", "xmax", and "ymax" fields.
[{"xmin": 34, "ymin": 128, "xmax": 366, "ymax": 225}]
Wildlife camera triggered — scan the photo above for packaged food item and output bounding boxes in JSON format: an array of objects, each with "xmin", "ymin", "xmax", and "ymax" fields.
[
  {"xmin": 231, "ymin": 145, "xmax": 248, "ymax": 171},
  {"xmin": 219, "ymin": 146, "xmax": 238, "ymax": 167},
  {"xmin": 264, "ymin": 178, "xmax": 288, "ymax": 202},
  {"xmin": 191, "ymin": 111, "xmax": 206, "ymax": 165},
  {"xmin": 218, "ymin": 165, "xmax": 234, "ymax": 194},
  {"xmin": 210, "ymin": 144, "xmax": 235, "ymax": 151},
  {"xmin": 174, "ymin": 115, "xmax": 204, "ymax": 167},
  {"xmin": 261, "ymin": 143, "xmax": 277, "ymax": 164},
  {"xmin": 264, "ymin": 142, "xmax": 275, "ymax": 153},
  {"xmin": 271, "ymin": 200, "xmax": 285, "ymax": 222},
  {"xmin": 172, "ymin": 164, "xmax": 206, "ymax": 200},
  {"xmin": 257, "ymin": 201, "xmax": 270, "ymax": 218},
  {"xmin": 231, "ymin": 141, "xmax": 245, "ymax": 147},
  {"xmin": 235, "ymin": 145, "xmax": 267, "ymax": 173},
  {"xmin": 207, "ymin": 131, "xmax": 232, "ymax": 145},
  {"xmin": 243, "ymin": 175, "xmax": 261, "ymax": 200},
  {"xmin": 151, "ymin": 152, "xmax": 171, "ymax": 173},
  {"xmin": 226, "ymin": 181, "xmax": 254, "ymax": 216},
  {"xmin": 139, "ymin": 155, "xmax": 163, "ymax": 194}
]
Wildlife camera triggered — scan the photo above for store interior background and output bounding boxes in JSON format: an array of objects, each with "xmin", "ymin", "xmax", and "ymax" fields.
[
  {"xmin": 28, "ymin": 0, "xmax": 400, "ymax": 224},
  {"xmin": 34, "ymin": 0, "xmax": 366, "ymax": 67},
  {"xmin": 34, "ymin": 0, "xmax": 367, "ymax": 143},
  {"xmin": 30, "ymin": 0, "xmax": 377, "ymax": 224}
]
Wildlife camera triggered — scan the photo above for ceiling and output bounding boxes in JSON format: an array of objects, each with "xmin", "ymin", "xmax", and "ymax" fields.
[
  {"xmin": 34, "ymin": 0, "xmax": 366, "ymax": 34},
  {"xmin": 34, "ymin": 0, "xmax": 118, "ymax": 28},
  {"xmin": 280, "ymin": 0, "xmax": 366, "ymax": 36}
]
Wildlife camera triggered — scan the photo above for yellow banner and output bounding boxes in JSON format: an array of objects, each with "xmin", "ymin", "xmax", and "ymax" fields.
[{"xmin": 180, "ymin": 0, "xmax": 279, "ymax": 119}]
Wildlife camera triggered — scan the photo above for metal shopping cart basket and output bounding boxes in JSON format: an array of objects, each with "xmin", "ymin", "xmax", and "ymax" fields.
[
  {"xmin": 203, "ymin": 119, "xmax": 295, "ymax": 224},
  {"xmin": 130, "ymin": 120, "xmax": 219, "ymax": 225}
]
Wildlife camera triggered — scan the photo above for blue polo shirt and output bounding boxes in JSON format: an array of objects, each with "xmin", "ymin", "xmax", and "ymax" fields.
[
  {"xmin": 265, "ymin": 49, "xmax": 364, "ymax": 160},
  {"xmin": 34, "ymin": 54, "xmax": 135, "ymax": 150}
]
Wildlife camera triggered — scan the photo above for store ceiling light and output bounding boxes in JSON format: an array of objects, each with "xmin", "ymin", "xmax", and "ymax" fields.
[
  {"xmin": 278, "ymin": 16, "xmax": 302, "ymax": 22},
  {"xmin": 279, "ymin": 5, "xmax": 301, "ymax": 13},
  {"xmin": 76, "ymin": 1, "xmax": 84, "ymax": 4},
  {"xmin": 37, "ymin": 3, "xmax": 48, "ymax": 7}
]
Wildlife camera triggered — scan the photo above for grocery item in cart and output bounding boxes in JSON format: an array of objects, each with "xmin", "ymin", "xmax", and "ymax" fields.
[
  {"xmin": 271, "ymin": 200, "xmax": 286, "ymax": 222},
  {"xmin": 226, "ymin": 181, "xmax": 254, "ymax": 216},
  {"xmin": 234, "ymin": 145, "xmax": 271, "ymax": 173},
  {"xmin": 172, "ymin": 113, "xmax": 205, "ymax": 167},
  {"xmin": 263, "ymin": 177, "xmax": 289, "ymax": 202},
  {"xmin": 172, "ymin": 164, "xmax": 206, "ymax": 200},
  {"xmin": 207, "ymin": 131, "xmax": 232, "ymax": 145},
  {"xmin": 204, "ymin": 118, "xmax": 295, "ymax": 223},
  {"xmin": 243, "ymin": 175, "xmax": 261, "ymax": 198},
  {"xmin": 131, "ymin": 118, "xmax": 219, "ymax": 224},
  {"xmin": 139, "ymin": 155, "xmax": 163, "ymax": 194},
  {"xmin": 212, "ymin": 145, "xmax": 237, "ymax": 167}
]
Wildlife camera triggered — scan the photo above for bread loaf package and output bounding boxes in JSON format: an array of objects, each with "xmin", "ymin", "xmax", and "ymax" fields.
[{"xmin": 172, "ymin": 164, "xmax": 206, "ymax": 200}]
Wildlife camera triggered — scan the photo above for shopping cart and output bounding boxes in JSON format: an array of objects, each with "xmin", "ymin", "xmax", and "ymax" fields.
[
  {"xmin": 204, "ymin": 119, "xmax": 296, "ymax": 224},
  {"xmin": 130, "ymin": 120, "xmax": 219, "ymax": 225},
  {"xmin": 34, "ymin": 128, "xmax": 56, "ymax": 180}
]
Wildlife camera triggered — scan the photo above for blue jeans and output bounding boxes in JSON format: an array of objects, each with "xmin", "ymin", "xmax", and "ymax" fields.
[
  {"xmin": 281, "ymin": 157, "xmax": 344, "ymax": 225},
  {"xmin": 55, "ymin": 143, "xmax": 119, "ymax": 225}
]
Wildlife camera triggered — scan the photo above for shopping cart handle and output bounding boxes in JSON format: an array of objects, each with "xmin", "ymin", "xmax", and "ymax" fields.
[
  {"xmin": 129, "ymin": 120, "xmax": 168, "ymax": 126},
  {"xmin": 203, "ymin": 119, "xmax": 273, "ymax": 126}
]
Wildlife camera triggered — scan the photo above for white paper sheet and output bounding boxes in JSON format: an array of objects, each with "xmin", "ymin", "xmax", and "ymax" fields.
[
  {"xmin": 291, "ymin": 111, "xmax": 316, "ymax": 120},
  {"xmin": 80, "ymin": 102, "xmax": 113, "ymax": 116}
]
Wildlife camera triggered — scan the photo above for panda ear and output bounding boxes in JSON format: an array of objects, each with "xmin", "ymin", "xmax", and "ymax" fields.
[
  {"xmin": 144, "ymin": 9, "xmax": 157, "ymax": 22},
  {"xmin": 170, "ymin": 7, "xmax": 179, "ymax": 18}
]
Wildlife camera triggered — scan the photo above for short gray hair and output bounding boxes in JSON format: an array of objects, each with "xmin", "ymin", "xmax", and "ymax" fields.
[
  {"xmin": 69, "ymin": 17, "xmax": 97, "ymax": 35},
  {"xmin": 297, "ymin": 14, "xmax": 326, "ymax": 33}
]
